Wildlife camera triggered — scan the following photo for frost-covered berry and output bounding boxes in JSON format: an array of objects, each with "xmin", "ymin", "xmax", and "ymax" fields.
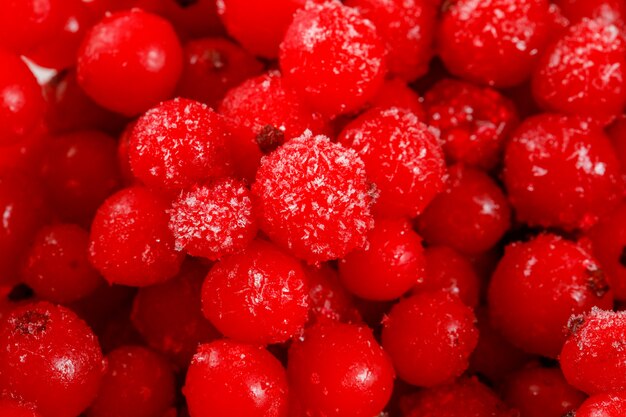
[
  {"xmin": 575, "ymin": 392, "xmax": 626, "ymax": 417},
  {"xmin": 168, "ymin": 178, "xmax": 257, "ymax": 260},
  {"xmin": 252, "ymin": 132, "xmax": 374, "ymax": 263}
]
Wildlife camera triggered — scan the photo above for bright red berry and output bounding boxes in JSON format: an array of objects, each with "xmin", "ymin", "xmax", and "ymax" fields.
[
  {"xmin": 575, "ymin": 392, "xmax": 626, "ymax": 417},
  {"xmin": 0, "ymin": 0, "xmax": 66, "ymax": 54},
  {"xmin": 0, "ymin": 126, "xmax": 47, "ymax": 176},
  {"xmin": 557, "ymin": 0, "xmax": 626, "ymax": 26},
  {"xmin": 369, "ymin": 78, "xmax": 426, "ymax": 118},
  {"xmin": 304, "ymin": 263, "xmax": 359, "ymax": 324},
  {"xmin": 0, "ymin": 398, "xmax": 41, "ymax": 417}
]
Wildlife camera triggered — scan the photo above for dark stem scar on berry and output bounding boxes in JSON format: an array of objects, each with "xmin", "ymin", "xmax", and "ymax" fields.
[
  {"xmin": 12, "ymin": 310, "xmax": 51, "ymax": 335},
  {"xmin": 204, "ymin": 49, "xmax": 227, "ymax": 71},
  {"xmin": 8, "ymin": 283, "xmax": 34, "ymax": 301},
  {"xmin": 175, "ymin": 0, "xmax": 199, "ymax": 7},
  {"xmin": 567, "ymin": 314, "xmax": 585, "ymax": 335},
  {"xmin": 586, "ymin": 265, "xmax": 610, "ymax": 298},
  {"xmin": 619, "ymin": 246, "xmax": 626, "ymax": 268},
  {"xmin": 256, "ymin": 125, "xmax": 285, "ymax": 154}
]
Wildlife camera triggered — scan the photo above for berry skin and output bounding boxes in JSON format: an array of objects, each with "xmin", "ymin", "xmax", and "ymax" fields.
[
  {"xmin": 488, "ymin": 234, "xmax": 614, "ymax": 358},
  {"xmin": 382, "ymin": 291, "xmax": 478, "ymax": 387},
  {"xmin": 184, "ymin": 340, "xmax": 289, "ymax": 417},
  {"xmin": 0, "ymin": 302, "xmax": 105, "ymax": 417},
  {"xmin": 304, "ymin": 263, "xmax": 359, "ymax": 324},
  {"xmin": 423, "ymin": 78, "xmax": 519, "ymax": 170},
  {"xmin": 339, "ymin": 107, "xmax": 446, "ymax": 218},
  {"xmin": 87, "ymin": 346, "xmax": 176, "ymax": 417},
  {"xmin": 345, "ymin": 0, "xmax": 437, "ymax": 81},
  {"xmin": 201, "ymin": 240, "xmax": 309, "ymax": 344},
  {"xmin": 560, "ymin": 308, "xmax": 626, "ymax": 394},
  {"xmin": 21, "ymin": 224, "xmax": 103, "ymax": 304},
  {"xmin": 339, "ymin": 219, "xmax": 425, "ymax": 301},
  {"xmin": 176, "ymin": 38, "xmax": 263, "ymax": 108},
  {"xmin": 155, "ymin": 0, "xmax": 225, "ymax": 39},
  {"xmin": 0, "ymin": 0, "xmax": 65, "ymax": 54},
  {"xmin": 129, "ymin": 98, "xmax": 232, "ymax": 191},
  {"xmin": 370, "ymin": 78, "xmax": 426, "ymax": 118},
  {"xmin": 504, "ymin": 114, "xmax": 623, "ymax": 231},
  {"xmin": 77, "ymin": 9, "xmax": 183, "ymax": 116},
  {"xmin": 438, "ymin": 0, "xmax": 552, "ymax": 87},
  {"xmin": 502, "ymin": 365, "xmax": 586, "ymax": 417},
  {"xmin": 252, "ymin": 132, "xmax": 374, "ymax": 263},
  {"xmin": 532, "ymin": 19, "xmax": 626, "ymax": 125},
  {"xmin": 89, "ymin": 186, "xmax": 184, "ymax": 287},
  {"xmin": 0, "ymin": 125, "xmax": 46, "ymax": 176},
  {"xmin": 0, "ymin": 50, "xmax": 45, "ymax": 147},
  {"xmin": 418, "ymin": 164, "xmax": 511, "ymax": 255},
  {"xmin": 557, "ymin": 0, "xmax": 626, "ymax": 26},
  {"xmin": 0, "ymin": 398, "xmax": 41, "ymax": 417},
  {"xmin": 575, "ymin": 392, "xmax": 626, "ymax": 417},
  {"xmin": 279, "ymin": 1, "xmax": 386, "ymax": 116},
  {"xmin": 217, "ymin": 0, "xmax": 305, "ymax": 58},
  {"xmin": 609, "ymin": 115, "xmax": 626, "ymax": 177},
  {"xmin": 288, "ymin": 322, "xmax": 395, "ymax": 417}
]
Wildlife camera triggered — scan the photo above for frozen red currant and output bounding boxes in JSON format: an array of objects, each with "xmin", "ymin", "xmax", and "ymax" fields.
[
  {"xmin": 129, "ymin": 98, "xmax": 232, "ymax": 191},
  {"xmin": 423, "ymin": 78, "xmax": 519, "ymax": 170},
  {"xmin": 575, "ymin": 392, "xmax": 626, "ymax": 417},
  {"xmin": 561, "ymin": 308, "xmax": 626, "ymax": 394},
  {"xmin": 532, "ymin": 19, "xmax": 626, "ymax": 125},
  {"xmin": 289, "ymin": 322, "xmax": 394, "ymax": 417},
  {"xmin": 304, "ymin": 263, "xmax": 359, "ymax": 324},
  {"xmin": 252, "ymin": 132, "xmax": 374, "ymax": 263},
  {"xmin": 0, "ymin": 398, "xmax": 41, "ymax": 417},
  {"xmin": 339, "ymin": 107, "xmax": 446, "ymax": 218},
  {"xmin": 202, "ymin": 240, "xmax": 308, "ymax": 344},
  {"xmin": 557, "ymin": 0, "xmax": 626, "ymax": 25},
  {"xmin": 77, "ymin": 9, "xmax": 183, "ymax": 116},
  {"xmin": 0, "ymin": 302, "xmax": 104, "ymax": 417},
  {"xmin": 89, "ymin": 186, "xmax": 184, "ymax": 286},
  {"xmin": 504, "ymin": 114, "xmax": 623, "ymax": 230},
  {"xmin": 488, "ymin": 234, "xmax": 613, "ymax": 358},
  {"xmin": 369, "ymin": 78, "xmax": 426, "ymax": 118},
  {"xmin": 184, "ymin": 340, "xmax": 289, "ymax": 417},
  {"xmin": 279, "ymin": 1, "xmax": 386, "ymax": 116},
  {"xmin": 418, "ymin": 164, "xmax": 511, "ymax": 255},
  {"xmin": 0, "ymin": 0, "xmax": 65, "ymax": 54},
  {"xmin": 339, "ymin": 219, "xmax": 425, "ymax": 301},
  {"xmin": 87, "ymin": 346, "xmax": 175, "ymax": 417}
]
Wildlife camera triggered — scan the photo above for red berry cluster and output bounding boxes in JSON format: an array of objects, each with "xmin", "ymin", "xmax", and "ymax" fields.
[{"xmin": 1, "ymin": 0, "xmax": 626, "ymax": 417}]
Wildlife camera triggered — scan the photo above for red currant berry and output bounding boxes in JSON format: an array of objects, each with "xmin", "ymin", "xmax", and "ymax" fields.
[
  {"xmin": 77, "ymin": 9, "xmax": 183, "ymax": 116},
  {"xmin": 557, "ymin": 0, "xmax": 626, "ymax": 26},
  {"xmin": 222, "ymin": 118, "xmax": 264, "ymax": 182},
  {"xmin": 504, "ymin": 114, "xmax": 623, "ymax": 230},
  {"xmin": 87, "ymin": 346, "xmax": 175, "ymax": 417},
  {"xmin": 0, "ymin": 126, "xmax": 47, "ymax": 176},
  {"xmin": 339, "ymin": 107, "xmax": 446, "ymax": 218},
  {"xmin": 279, "ymin": 1, "xmax": 386, "ymax": 116},
  {"xmin": 117, "ymin": 122, "xmax": 136, "ymax": 185},
  {"xmin": 423, "ymin": 78, "xmax": 519, "ymax": 170},
  {"xmin": 21, "ymin": 224, "xmax": 103, "ymax": 303},
  {"xmin": 488, "ymin": 234, "xmax": 613, "ymax": 358},
  {"xmin": 561, "ymin": 308, "xmax": 626, "ymax": 394},
  {"xmin": 89, "ymin": 186, "xmax": 184, "ymax": 287},
  {"xmin": 0, "ymin": 0, "xmax": 65, "ymax": 54},
  {"xmin": 339, "ymin": 219, "xmax": 425, "ymax": 301},
  {"xmin": 438, "ymin": 0, "xmax": 552, "ymax": 87},
  {"xmin": 418, "ymin": 164, "xmax": 511, "ymax": 255},
  {"xmin": 609, "ymin": 115, "xmax": 626, "ymax": 177},
  {"xmin": 202, "ymin": 240, "xmax": 308, "ymax": 344},
  {"xmin": 382, "ymin": 291, "xmax": 478, "ymax": 387},
  {"xmin": 289, "ymin": 322, "xmax": 394, "ymax": 417},
  {"xmin": 176, "ymin": 37, "xmax": 263, "ymax": 108},
  {"xmin": 575, "ymin": 392, "xmax": 626, "ymax": 417},
  {"xmin": 252, "ymin": 132, "xmax": 374, "ymax": 263},
  {"xmin": 0, "ymin": 302, "xmax": 104, "ymax": 417},
  {"xmin": 532, "ymin": 19, "xmax": 626, "ymax": 125},
  {"xmin": 184, "ymin": 340, "xmax": 288, "ymax": 417},
  {"xmin": 0, "ymin": 398, "xmax": 41, "ymax": 417},
  {"xmin": 304, "ymin": 263, "xmax": 359, "ymax": 324},
  {"xmin": 369, "ymin": 78, "xmax": 426, "ymax": 118}
]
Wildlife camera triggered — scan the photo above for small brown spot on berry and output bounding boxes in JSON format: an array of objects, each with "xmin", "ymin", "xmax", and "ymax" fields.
[
  {"xmin": 586, "ymin": 265, "xmax": 610, "ymax": 298},
  {"xmin": 13, "ymin": 310, "xmax": 51, "ymax": 336},
  {"xmin": 567, "ymin": 314, "xmax": 585, "ymax": 335},
  {"xmin": 256, "ymin": 125, "xmax": 285, "ymax": 153}
]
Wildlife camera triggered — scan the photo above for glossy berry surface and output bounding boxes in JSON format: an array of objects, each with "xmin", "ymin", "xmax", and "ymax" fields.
[
  {"xmin": 370, "ymin": 78, "xmax": 426, "ymax": 118},
  {"xmin": 252, "ymin": 132, "xmax": 373, "ymax": 263},
  {"xmin": 575, "ymin": 392, "xmax": 626, "ymax": 417},
  {"xmin": 77, "ymin": 9, "xmax": 183, "ymax": 116},
  {"xmin": 289, "ymin": 322, "xmax": 395, "ymax": 417},
  {"xmin": 184, "ymin": 340, "xmax": 288, "ymax": 417},
  {"xmin": 0, "ymin": 399, "xmax": 41, "ymax": 417},
  {"xmin": 89, "ymin": 186, "xmax": 184, "ymax": 286},
  {"xmin": 279, "ymin": 1, "xmax": 386, "ymax": 116},
  {"xmin": 488, "ymin": 234, "xmax": 614, "ymax": 358},
  {"xmin": 201, "ymin": 240, "xmax": 308, "ymax": 344},
  {"xmin": 557, "ymin": 0, "xmax": 626, "ymax": 25},
  {"xmin": 504, "ymin": 114, "xmax": 623, "ymax": 231},
  {"xmin": 0, "ymin": 0, "xmax": 65, "ymax": 54},
  {"xmin": 339, "ymin": 106, "xmax": 446, "ymax": 218},
  {"xmin": 305, "ymin": 263, "xmax": 359, "ymax": 324},
  {"xmin": 0, "ymin": 302, "xmax": 104, "ymax": 417},
  {"xmin": 382, "ymin": 291, "xmax": 478, "ymax": 387}
]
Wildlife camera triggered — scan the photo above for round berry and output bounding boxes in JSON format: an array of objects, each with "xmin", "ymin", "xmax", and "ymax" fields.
[
  {"xmin": 503, "ymin": 114, "xmax": 623, "ymax": 230},
  {"xmin": 289, "ymin": 322, "xmax": 394, "ymax": 417},
  {"xmin": 279, "ymin": 1, "xmax": 386, "ymax": 116},
  {"xmin": 21, "ymin": 224, "xmax": 103, "ymax": 303},
  {"xmin": 0, "ymin": 302, "xmax": 104, "ymax": 417},
  {"xmin": 339, "ymin": 219, "xmax": 425, "ymax": 301},
  {"xmin": 0, "ymin": 398, "xmax": 41, "ymax": 417},
  {"xmin": 89, "ymin": 186, "xmax": 184, "ymax": 287},
  {"xmin": 0, "ymin": 0, "xmax": 65, "ymax": 54},
  {"xmin": 77, "ymin": 9, "xmax": 183, "ymax": 116},
  {"xmin": 418, "ymin": 164, "xmax": 511, "ymax": 255},
  {"xmin": 129, "ymin": 98, "xmax": 232, "ymax": 191},
  {"xmin": 423, "ymin": 78, "xmax": 519, "ymax": 170},
  {"xmin": 575, "ymin": 392, "xmax": 626, "ymax": 417},
  {"xmin": 488, "ymin": 234, "xmax": 614, "ymax": 358},
  {"xmin": 304, "ymin": 263, "xmax": 359, "ymax": 324},
  {"xmin": 184, "ymin": 340, "xmax": 288, "ymax": 417},
  {"xmin": 532, "ymin": 19, "xmax": 626, "ymax": 125},
  {"xmin": 339, "ymin": 106, "xmax": 446, "ymax": 218},
  {"xmin": 0, "ymin": 126, "xmax": 46, "ymax": 176},
  {"xmin": 561, "ymin": 308, "xmax": 626, "ymax": 394},
  {"xmin": 87, "ymin": 346, "xmax": 176, "ymax": 417},
  {"xmin": 201, "ymin": 240, "xmax": 308, "ymax": 344},
  {"xmin": 252, "ymin": 132, "xmax": 374, "ymax": 263}
]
